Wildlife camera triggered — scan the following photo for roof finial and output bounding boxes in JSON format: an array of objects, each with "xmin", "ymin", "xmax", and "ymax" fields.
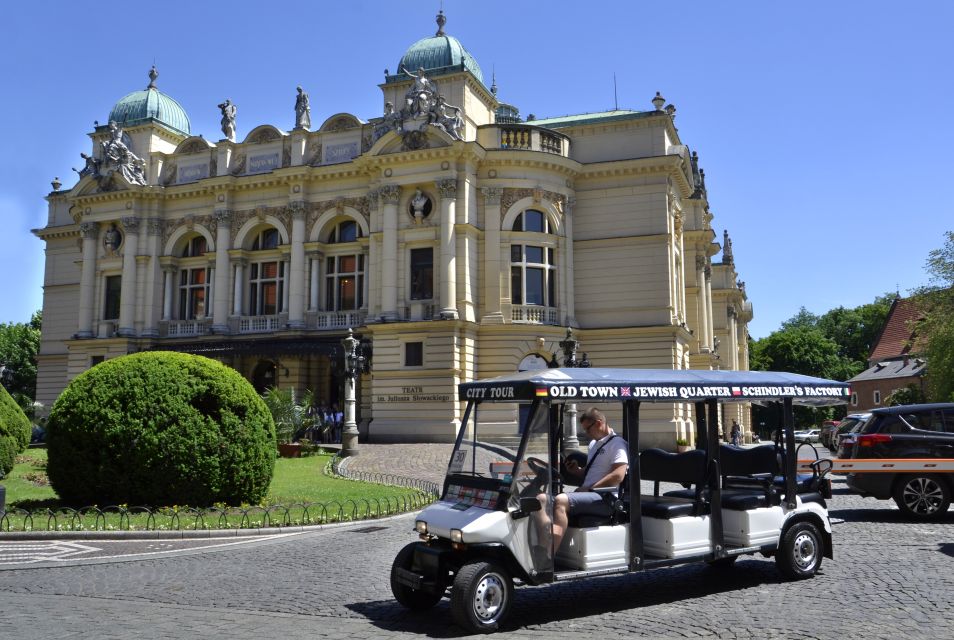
[
  {"xmin": 491, "ymin": 68, "xmax": 497, "ymax": 96},
  {"xmin": 147, "ymin": 65, "xmax": 158, "ymax": 90},
  {"xmin": 435, "ymin": 9, "xmax": 446, "ymax": 36}
]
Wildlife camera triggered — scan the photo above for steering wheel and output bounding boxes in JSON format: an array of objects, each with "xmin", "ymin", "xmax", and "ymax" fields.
[{"xmin": 520, "ymin": 457, "xmax": 558, "ymax": 497}]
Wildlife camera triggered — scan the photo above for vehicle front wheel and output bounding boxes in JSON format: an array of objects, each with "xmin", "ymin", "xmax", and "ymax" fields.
[
  {"xmin": 451, "ymin": 561, "xmax": 513, "ymax": 634},
  {"xmin": 775, "ymin": 521, "xmax": 823, "ymax": 579},
  {"xmin": 390, "ymin": 543, "xmax": 443, "ymax": 610},
  {"xmin": 893, "ymin": 474, "xmax": 952, "ymax": 521}
]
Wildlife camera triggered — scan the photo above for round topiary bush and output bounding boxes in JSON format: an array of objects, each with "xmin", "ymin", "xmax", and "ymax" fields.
[
  {"xmin": 0, "ymin": 384, "xmax": 31, "ymax": 478},
  {"xmin": 46, "ymin": 352, "xmax": 276, "ymax": 507}
]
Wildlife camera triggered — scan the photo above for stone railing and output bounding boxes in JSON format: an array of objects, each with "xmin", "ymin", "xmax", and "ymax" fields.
[
  {"xmin": 163, "ymin": 319, "xmax": 208, "ymax": 337},
  {"xmin": 511, "ymin": 305, "xmax": 559, "ymax": 325},
  {"xmin": 238, "ymin": 315, "xmax": 282, "ymax": 334},
  {"xmin": 478, "ymin": 125, "xmax": 570, "ymax": 157},
  {"xmin": 314, "ymin": 310, "xmax": 366, "ymax": 330}
]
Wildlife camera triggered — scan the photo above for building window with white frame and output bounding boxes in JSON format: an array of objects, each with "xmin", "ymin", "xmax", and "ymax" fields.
[
  {"xmin": 405, "ymin": 341, "xmax": 423, "ymax": 367},
  {"xmin": 103, "ymin": 275, "xmax": 121, "ymax": 320},
  {"xmin": 873, "ymin": 390, "xmax": 881, "ymax": 406},
  {"xmin": 510, "ymin": 209, "xmax": 556, "ymax": 307},
  {"xmin": 410, "ymin": 248, "xmax": 433, "ymax": 300},
  {"xmin": 248, "ymin": 228, "xmax": 284, "ymax": 316},
  {"xmin": 325, "ymin": 255, "xmax": 364, "ymax": 311},
  {"xmin": 178, "ymin": 235, "xmax": 208, "ymax": 320}
]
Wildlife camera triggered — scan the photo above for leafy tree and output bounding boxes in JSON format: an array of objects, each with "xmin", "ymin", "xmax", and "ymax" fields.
[
  {"xmin": 816, "ymin": 295, "xmax": 894, "ymax": 366},
  {"xmin": 0, "ymin": 311, "xmax": 41, "ymax": 412},
  {"xmin": 916, "ymin": 231, "xmax": 954, "ymax": 401}
]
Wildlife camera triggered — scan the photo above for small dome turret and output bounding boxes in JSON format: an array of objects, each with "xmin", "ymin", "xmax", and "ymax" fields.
[
  {"xmin": 394, "ymin": 11, "xmax": 484, "ymax": 84},
  {"xmin": 108, "ymin": 67, "xmax": 191, "ymax": 135}
]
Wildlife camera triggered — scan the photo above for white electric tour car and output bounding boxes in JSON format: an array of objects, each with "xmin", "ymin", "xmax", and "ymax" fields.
[{"xmin": 391, "ymin": 368, "xmax": 849, "ymax": 633}]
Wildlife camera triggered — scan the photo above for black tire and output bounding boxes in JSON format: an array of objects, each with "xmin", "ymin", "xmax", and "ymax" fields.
[
  {"xmin": 775, "ymin": 521, "xmax": 823, "ymax": 579},
  {"xmin": 893, "ymin": 474, "xmax": 952, "ymax": 521},
  {"xmin": 706, "ymin": 555, "xmax": 738, "ymax": 569},
  {"xmin": 390, "ymin": 543, "xmax": 443, "ymax": 610},
  {"xmin": 450, "ymin": 561, "xmax": 513, "ymax": 634}
]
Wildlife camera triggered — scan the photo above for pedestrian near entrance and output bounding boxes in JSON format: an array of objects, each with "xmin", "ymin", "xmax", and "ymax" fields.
[{"xmin": 731, "ymin": 419, "xmax": 742, "ymax": 446}]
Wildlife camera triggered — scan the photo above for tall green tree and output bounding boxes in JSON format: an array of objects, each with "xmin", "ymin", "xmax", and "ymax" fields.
[
  {"xmin": 0, "ymin": 311, "xmax": 41, "ymax": 412},
  {"xmin": 816, "ymin": 295, "xmax": 894, "ymax": 366},
  {"xmin": 916, "ymin": 231, "xmax": 954, "ymax": 401}
]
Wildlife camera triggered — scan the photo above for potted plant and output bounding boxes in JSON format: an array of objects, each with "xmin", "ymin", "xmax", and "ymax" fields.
[
  {"xmin": 675, "ymin": 437, "xmax": 691, "ymax": 453},
  {"xmin": 262, "ymin": 387, "xmax": 318, "ymax": 458}
]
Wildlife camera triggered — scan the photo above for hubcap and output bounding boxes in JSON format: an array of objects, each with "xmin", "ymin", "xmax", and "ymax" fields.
[
  {"xmin": 472, "ymin": 572, "xmax": 506, "ymax": 622},
  {"xmin": 903, "ymin": 477, "xmax": 945, "ymax": 515},
  {"xmin": 792, "ymin": 532, "xmax": 817, "ymax": 571}
]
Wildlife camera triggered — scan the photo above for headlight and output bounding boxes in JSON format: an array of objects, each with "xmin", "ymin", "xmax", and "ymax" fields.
[
  {"xmin": 415, "ymin": 520, "xmax": 428, "ymax": 534},
  {"xmin": 450, "ymin": 528, "xmax": 464, "ymax": 543}
]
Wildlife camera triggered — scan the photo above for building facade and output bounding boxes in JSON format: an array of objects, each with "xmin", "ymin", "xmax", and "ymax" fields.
[{"xmin": 34, "ymin": 13, "xmax": 753, "ymax": 448}]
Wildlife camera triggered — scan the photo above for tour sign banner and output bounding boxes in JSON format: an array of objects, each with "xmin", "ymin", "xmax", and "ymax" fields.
[{"xmin": 459, "ymin": 368, "xmax": 850, "ymax": 406}]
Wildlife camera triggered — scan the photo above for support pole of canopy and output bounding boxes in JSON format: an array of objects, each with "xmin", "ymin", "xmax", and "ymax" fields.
[
  {"xmin": 625, "ymin": 399, "xmax": 643, "ymax": 572},
  {"xmin": 783, "ymin": 397, "xmax": 797, "ymax": 509},
  {"xmin": 706, "ymin": 398, "xmax": 725, "ymax": 559},
  {"xmin": 694, "ymin": 401, "xmax": 707, "ymax": 450}
]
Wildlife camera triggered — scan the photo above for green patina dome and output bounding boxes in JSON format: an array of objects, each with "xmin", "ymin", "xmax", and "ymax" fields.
[
  {"xmin": 396, "ymin": 12, "xmax": 483, "ymax": 83},
  {"xmin": 108, "ymin": 67, "xmax": 191, "ymax": 135}
]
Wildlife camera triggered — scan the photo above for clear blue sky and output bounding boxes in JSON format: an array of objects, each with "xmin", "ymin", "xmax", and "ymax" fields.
[{"xmin": 1, "ymin": 1, "xmax": 951, "ymax": 338}]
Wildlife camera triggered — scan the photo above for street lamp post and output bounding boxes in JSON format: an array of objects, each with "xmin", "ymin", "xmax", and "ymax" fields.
[
  {"xmin": 558, "ymin": 328, "xmax": 590, "ymax": 452},
  {"xmin": 340, "ymin": 328, "xmax": 365, "ymax": 457}
]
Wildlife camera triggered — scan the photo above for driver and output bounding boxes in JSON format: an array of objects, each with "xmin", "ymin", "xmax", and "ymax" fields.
[{"xmin": 543, "ymin": 407, "xmax": 629, "ymax": 552}]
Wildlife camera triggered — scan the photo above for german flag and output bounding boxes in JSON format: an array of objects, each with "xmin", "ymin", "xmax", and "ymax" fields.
[{"xmin": 535, "ymin": 387, "xmax": 548, "ymax": 397}]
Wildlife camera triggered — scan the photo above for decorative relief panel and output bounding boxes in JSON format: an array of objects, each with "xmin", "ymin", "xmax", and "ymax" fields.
[{"xmin": 500, "ymin": 187, "xmax": 566, "ymax": 214}]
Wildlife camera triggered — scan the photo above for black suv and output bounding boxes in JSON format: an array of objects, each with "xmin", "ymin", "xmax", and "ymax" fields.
[{"xmin": 845, "ymin": 403, "xmax": 954, "ymax": 519}]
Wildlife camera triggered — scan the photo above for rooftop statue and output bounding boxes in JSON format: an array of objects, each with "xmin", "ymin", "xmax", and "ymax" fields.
[
  {"xmin": 73, "ymin": 121, "xmax": 147, "ymax": 189},
  {"xmin": 218, "ymin": 99, "xmax": 237, "ymax": 141},
  {"xmin": 374, "ymin": 67, "xmax": 464, "ymax": 147},
  {"xmin": 294, "ymin": 86, "xmax": 311, "ymax": 130}
]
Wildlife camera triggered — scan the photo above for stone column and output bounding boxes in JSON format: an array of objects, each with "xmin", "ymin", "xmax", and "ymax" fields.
[
  {"xmin": 232, "ymin": 259, "xmax": 246, "ymax": 315},
  {"xmin": 141, "ymin": 218, "xmax": 163, "ymax": 337},
  {"xmin": 287, "ymin": 202, "xmax": 307, "ymax": 328},
  {"xmin": 379, "ymin": 184, "xmax": 400, "ymax": 320},
  {"xmin": 563, "ymin": 197, "xmax": 577, "ymax": 326},
  {"xmin": 117, "ymin": 216, "xmax": 140, "ymax": 337},
  {"xmin": 481, "ymin": 187, "xmax": 504, "ymax": 323},
  {"xmin": 704, "ymin": 263, "xmax": 713, "ymax": 350},
  {"xmin": 437, "ymin": 178, "xmax": 458, "ymax": 319},
  {"xmin": 162, "ymin": 267, "xmax": 175, "ymax": 320},
  {"xmin": 308, "ymin": 251, "xmax": 321, "ymax": 311},
  {"xmin": 77, "ymin": 222, "xmax": 99, "ymax": 338},
  {"xmin": 212, "ymin": 209, "xmax": 232, "ymax": 333},
  {"xmin": 366, "ymin": 189, "xmax": 380, "ymax": 317}
]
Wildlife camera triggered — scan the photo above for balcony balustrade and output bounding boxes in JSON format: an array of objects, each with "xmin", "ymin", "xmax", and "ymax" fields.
[{"xmin": 511, "ymin": 305, "xmax": 559, "ymax": 325}]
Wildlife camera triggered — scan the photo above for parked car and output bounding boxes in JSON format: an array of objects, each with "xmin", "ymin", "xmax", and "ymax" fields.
[
  {"xmin": 820, "ymin": 420, "xmax": 840, "ymax": 449},
  {"xmin": 795, "ymin": 429, "xmax": 821, "ymax": 444},
  {"xmin": 832, "ymin": 413, "xmax": 870, "ymax": 455},
  {"xmin": 844, "ymin": 403, "xmax": 954, "ymax": 519}
]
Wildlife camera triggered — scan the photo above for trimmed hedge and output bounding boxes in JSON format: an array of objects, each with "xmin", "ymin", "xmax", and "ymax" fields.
[
  {"xmin": 46, "ymin": 352, "xmax": 276, "ymax": 507},
  {"xmin": 0, "ymin": 384, "xmax": 31, "ymax": 477}
]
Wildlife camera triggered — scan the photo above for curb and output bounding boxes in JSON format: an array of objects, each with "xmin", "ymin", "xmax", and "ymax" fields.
[{"xmin": 0, "ymin": 510, "xmax": 418, "ymax": 541}]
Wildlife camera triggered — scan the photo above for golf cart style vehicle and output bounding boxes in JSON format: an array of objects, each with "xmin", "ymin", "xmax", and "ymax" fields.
[{"xmin": 391, "ymin": 368, "xmax": 850, "ymax": 633}]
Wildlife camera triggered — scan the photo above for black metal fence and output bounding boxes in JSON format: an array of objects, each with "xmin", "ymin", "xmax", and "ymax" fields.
[{"xmin": 0, "ymin": 454, "xmax": 439, "ymax": 534}]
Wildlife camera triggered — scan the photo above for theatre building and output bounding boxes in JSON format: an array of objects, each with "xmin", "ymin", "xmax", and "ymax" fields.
[{"xmin": 34, "ymin": 12, "xmax": 753, "ymax": 448}]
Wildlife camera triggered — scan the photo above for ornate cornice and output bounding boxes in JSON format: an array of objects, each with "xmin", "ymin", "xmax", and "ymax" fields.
[{"xmin": 500, "ymin": 187, "xmax": 565, "ymax": 214}]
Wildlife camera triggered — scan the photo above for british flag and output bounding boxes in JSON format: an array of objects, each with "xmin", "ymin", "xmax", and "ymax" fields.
[{"xmin": 621, "ymin": 387, "xmax": 631, "ymax": 396}]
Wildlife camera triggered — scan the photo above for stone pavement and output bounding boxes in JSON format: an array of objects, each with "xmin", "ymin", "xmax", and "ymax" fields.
[
  {"xmin": 3, "ymin": 444, "xmax": 954, "ymax": 638},
  {"xmin": 338, "ymin": 443, "xmax": 453, "ymax": 486}
]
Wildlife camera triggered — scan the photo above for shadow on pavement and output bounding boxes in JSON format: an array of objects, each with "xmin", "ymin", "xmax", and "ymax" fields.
[{"xmin": 346, "ymin": 560, "xmax": 784, "ymax": 636}]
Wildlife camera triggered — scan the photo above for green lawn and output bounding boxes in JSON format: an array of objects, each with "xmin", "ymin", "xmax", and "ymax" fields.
[{"xmin": 0, "ymin": 448, "xmax": 435, "ymax": 532}]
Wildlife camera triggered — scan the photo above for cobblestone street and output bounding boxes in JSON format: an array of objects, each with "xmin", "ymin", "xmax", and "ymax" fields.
[{"xmin": 1, "ymin": 465, "xmax": 953, "ymax": 638}]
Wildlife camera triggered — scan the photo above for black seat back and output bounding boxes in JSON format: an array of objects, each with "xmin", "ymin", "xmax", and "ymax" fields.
[
  {"xmin": 640, "ymin": 448, "xmax": 707, "ymax": 496},
  {"xmin": 720, "ymin": 444, "xmax": 778, "ymax": 477}
]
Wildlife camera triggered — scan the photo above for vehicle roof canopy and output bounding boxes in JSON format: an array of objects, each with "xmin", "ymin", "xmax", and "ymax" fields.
[{"xmin": 459, "ymin": 368, "xmax": 850, "ymax": 406}]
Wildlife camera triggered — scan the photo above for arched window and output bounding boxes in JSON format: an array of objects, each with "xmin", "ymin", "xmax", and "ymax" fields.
[
  {"xmin": 178, "ymin": 234, "xmax": 209, "ymax": 320},
  {"xmin": 510, "ymin": 209, "xmax": 556, "ymax": 308},
  {"xmin": 248, "ymin": 228, "xmax": 284, "ymax": 316},
  {"xmin": 327, "ymin": 220, "xmax": 360, "ymax": 243}
]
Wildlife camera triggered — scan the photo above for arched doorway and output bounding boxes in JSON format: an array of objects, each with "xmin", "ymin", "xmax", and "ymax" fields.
[{"xmin": 252, "ymin": 360, "xmax": 277, "ymax": 393}]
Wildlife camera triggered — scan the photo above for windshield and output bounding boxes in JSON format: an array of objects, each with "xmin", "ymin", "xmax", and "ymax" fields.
[{"xmin": 448, "ymin": 402, "xmax": 528, "ymax": 482}]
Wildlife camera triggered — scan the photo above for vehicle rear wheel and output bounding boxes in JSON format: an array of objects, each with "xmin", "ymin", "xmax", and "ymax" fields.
[
  {"xmin": 390, "ymin": 543, "xmax": 443, "ymax": 610},
  {"xmin": 893, "ymin": 474, "xmax": 951, "ymax": 521},
  {"xmin": 451, "ymin": 561, "xmax": 513, "ymax": 634},
  {"xmin": 775, "ymin": 521, "xmax": 823, "ymax": 579}
]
